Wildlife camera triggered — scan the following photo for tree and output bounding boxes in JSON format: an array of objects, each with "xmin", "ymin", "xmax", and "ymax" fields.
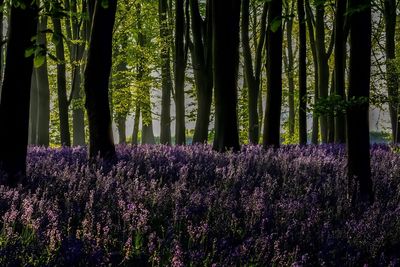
[
  {"xmin": 283, "ymin": 0, "xmax": 295, "ymax": 140},
  {"xmin": 84, "ymin": 0, "xmax": 117, "ymax": 159},
  {"xmin": 263, "ymin": 0, "xmax": 283, "ymax": 148},
  {"xmin": 212, "ymin": 0, "xmax": 241, "ymax": 152},
  {"xmin": 298, "ymin": 0, "xmax": 307, "ymax": 145},
  {"xmin": 334, "ymin": 0, "xmax": 347, "ymax": 143},
  {"xmin": 315, "ymin": 0, "xmax": 334, "ymax": 144},
  {"xmin": 36, "ymin": 15, "xmax": 50, "ymax": 147},
  {"xmin": 159, "ymin": 0, "xmax": 173, "ymax": 145},
  {"xmin": 346, "ymin": 0, "xmax": 374, "ymax": 203},
  {"xmin": 384, "ymin": 0, "xmax": 399, "ymax": 143},
  {"xmin": 67, "ymin": 0, "xmax": 86, "ymax": 146},
  {"xmin": 241, "ymin": 0, "xmax": 267, "ymax": 144},
  {"xmin": 52, "ymin": 13, "xmax": 71, "ymax": 147},
  {"xmin": 190, "ymin": 0, "xmax": 213, "ymax": 144},
  {"xmin": 0, "ymin": 0, "xmax": 38, "ymax": 185},
  {"xmin": 174, "ymin": 0, "xmax": 188, "ymax": 145}
]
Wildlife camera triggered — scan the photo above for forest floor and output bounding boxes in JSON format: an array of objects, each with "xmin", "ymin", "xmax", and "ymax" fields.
[{"xmin": 0, "ymin": 145, "xmax": 399, "ymax": 266}]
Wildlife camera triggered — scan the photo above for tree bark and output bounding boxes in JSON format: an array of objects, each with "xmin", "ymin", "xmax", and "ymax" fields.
[
  {"xmin": 159, "ymin": 0, "xmax": 173, "ymax": 145},
  {"xmin": 242, "ymin": 0, "xmax": 267, "ymax": 144},
  {"xmin": 334, "ymin": 0, "xmax": 347, "ymax": 143},
  {"xmin": 117, "ymin": 116, "xmax": 126, "ymax": 144},
  {"xmin": 29, "ymin": 72, "xmax": 38, "ymax": 145},
  {"xmin": 298, "ymin": 0, "xmax": 307, "ymax": 145},
  {"xmin": 174, "ymin": 0, "xmax": 187, "ymax": 145},
  {"xmin": 36, "ymin": 16, "xmax": 50, "ymax": 147},
  {"xmin": 384, "ymin": 0, "xmax": 399, "ymax": 143},
  {"xmin": 305, "ymin": 0, "xmax": 319, "ymax": 144},
  {"xmin": 69, "ymin": 0, "xmax": 86, "ymax": 146},
  {"xmin": 315, "ymin": 3, "xmax": 329, "ymax": 144},
  {"xmin": 212, "ymin": 0, "xmax": 241, "ymax": 152},
  {"xmin": 0, "ymin": 1, "xmax": 38, "ymax": 185},
  {"xmin": 284, "ymin": 1, "xmax": 296, "ymax": 139},
  {"xmin": 347, "ymin": 0, "xmax": 374, "ymax": 203},
  {"xmin": 190, "ymin": 0, "xmax": 213, "ymax": 144},
  {"xmin": 84, "ymin": 0, "xmax": 117, "ymax": 159},
  {"xmin": 131, "ymin": 104, "xmax": 140, "ymax": 145},
  {"xmin": 263, "ymin": 0, "xmax": 283, "ymax": 148},
  {"xmin": 52, "ymin": 16, "xmax": 71, "ymax": 147}
]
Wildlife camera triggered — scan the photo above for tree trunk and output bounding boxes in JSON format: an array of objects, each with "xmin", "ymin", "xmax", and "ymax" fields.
[
  {"xmin": 0, "ymin": 1, "xmax": 38, "ymax": 185},
  {"xmin": 384, "ymin": 0, "xmax": 399, "ymax": 143},
  {"xmin": 52, "ymin": 16, "xmax": 71, "ymax": 147},
  {"xmin": 328, "ymin": 70, "xmax": 335, "ymax": 143},
  {"xmin": 334, "ymin": 0, "xmax": 347, "ymax": 143},
  {"xmin": 212, "ymin": 0, "xmax": 241, "ymax": 152},
  {"xmin": 190, "ymin": 0, "xmax": 213, "ymax": 144},
  {"xmin": 69, "ymin": 0, "xmax": 86, "ymax": 146},
  {"xmin": 117, "ymin": 116, "xmax": 126, "ymax": 144},
  {"xmin": 305, "ymin": 0, "xmax": 319, "ymax": 144},
  {"xmin": 263, "ymin": 0, "xmax": 283, "ymax": 148},
  {"xmin": 29, "ymin": 72, "xmax": 38, "ymax": 145},
  {"xmin": 159, "ymin": 0, "xmax": 173, "ymax": 145},
  {"xmin": 132, "ymin": 104, "xmax": 140, "ymax": 145},
  {"xmin": 36, "ymin": 16, "xmax": 50, "ymax": 147},
  {"xmin": 174, "ymin": 0, "xmax": 187, "ymax": 145},
  {"xmin": 284, "ymin": 1, "xmax": 296, "ymax": 139},
  {"xmin": 241, "ymin": 0, "xmax": 267, "ymax": 144},
  {"xmin": 84, "ymin": 0, "xmax": 117, "ymax": 159},
  {"xmin": 347, "ymin": 0, "xmax": 374, "ymax": 203},
  {"xmin": 315, "ymin": 4, "xmax": 329, "ymax": 144},
  {"xmin": 298, "ymin": 0, "xmax": 307, "ymax": 145},
  {"xmin": 136, "ymin": 3, "xmax": 155, "ymax": 145}
]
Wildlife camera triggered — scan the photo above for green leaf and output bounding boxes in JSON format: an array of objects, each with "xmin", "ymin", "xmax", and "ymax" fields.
[
  {"xmin": 34, "ymin": 54, "xmax": 46, "ymax": 68},
  {"xmin": 25, "ymin": 47, "xmax": 35, "ymax": 58},
  {"xmin": 101, "ymin": 0, "xmax": 109, "ymax": 8},
  {"xmin": 270, "ymin": 18, "xmax": 282, "ymax": 33}
]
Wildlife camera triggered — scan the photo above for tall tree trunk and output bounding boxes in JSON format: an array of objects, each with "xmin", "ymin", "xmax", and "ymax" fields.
[
  {"xmin": 159, "ymin": 0, "xmax": 173, "ymax": 145},
  {"xmin": 315, "ymin": 4, "xmax": 329, "ymax": 143},
  {"xmin": 69, "ymin": 0, "xmax": 86, "ymax": 146},
  {"xmin": 117, "ymin": 116, "xmax": 126, "ymax": 144},
  {"xmin": 132, "ymin": 104, "xmax": 140, "ymax": 145},
  {"xmin": 136, "ymin": 3, "xmax": 155, "ymax": 145},
  {"xmin": 384, "ymin": 0, "xmax": 399, "ymax": 143},
  {"xmin": 36, "ymin": 16, "xmax": 50, "ymax": 147},
  {"xmin": 263, "ymin": 0, "xmax": 283, "ymax": 148},
  {"xmin": 0, "ymin": 1, "xmax": 38, "ymax": 185},
  {"xmin": 328, "ymin": 69, "xmax": 335, "ymax": 143},
  {"xmin": 284, "ymin": 1, "xmax": 296, "ymax": 139},
  {"xmin": 212, "ymin": 0, "xmax": 241, "ymax": 152},
  {"xmin": 298, "ymin": 0, "xmax": 307, "ymax": 145},
  {"xmin": 190, "ymin": 0, "xmax": 213, "ymax": 144},
  {"xmin": 0, "ymin": 0, "xmax": 3, "ymax": 87},
  {"xmin": 347, "ymin": 0, "xmax": 373, "ymax": 203},
  {"xmin": 305, "ymin": 0, "xmax": 319, "ymax": 144},
  {"xmin": 242, "ymin": 0, "xmax": 267, "ymax": 144},
  {"xmin": 29, "ymin": 72, "xmax": 38, "ymax": 145},
  {"xmin": 84, "ymin": 0, "xmax": 117, "ymax": 159},
  {"xmin": 174, "ymin": 0, "xmax": 187, "ymax": 145},
  {"xmin": 334, "ymin": 0, "xmax": 347, "ymax": 143},
  {"xmin": 52, "ymin": 16, "xmax": 71, "ymax": 147}
]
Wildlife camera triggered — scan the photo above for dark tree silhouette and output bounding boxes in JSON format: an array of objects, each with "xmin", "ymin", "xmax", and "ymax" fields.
[
  {"xmin": 0, "ymin": 1, "xmax": 38, "ymax": 185},
  {"xmin": 212, "ymin": 0, "xmax": 241, "ymax": 152},
  {"xmin": 298, "ymin": 0, "xmax": 307, "ymax": 145},
  {"xmin": 84, "ymin": 0, "xmax": 117, "ymax": 159},
  {"xmin": 263, "ymin": 0, "xmax": 283, "ymax": 148},
  {"xmin": 347, "ymin": 0, "xmax": 374, "ymax": 203}
]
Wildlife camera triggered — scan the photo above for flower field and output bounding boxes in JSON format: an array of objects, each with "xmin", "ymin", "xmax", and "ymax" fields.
[{"xmin": 1, "ymin": 145, "xmax": 400, "ymax": 266}]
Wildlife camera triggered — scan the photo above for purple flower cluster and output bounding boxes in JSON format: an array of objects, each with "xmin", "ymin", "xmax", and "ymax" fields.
[{"xmin": 0, "ymin": 144, "xmax": 399, "ymax": 266}]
